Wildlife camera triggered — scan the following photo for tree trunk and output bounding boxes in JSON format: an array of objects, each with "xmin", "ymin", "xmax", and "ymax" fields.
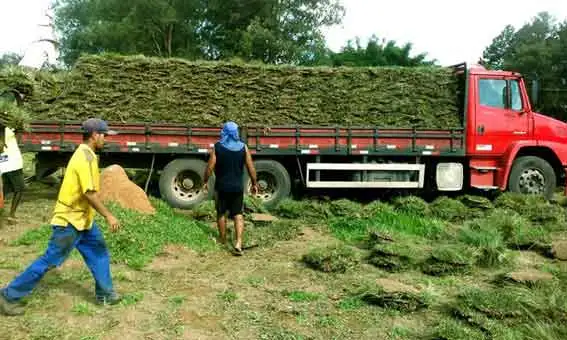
[{"xmin": 165, "ymin": 25, "xmax": 173, "ymax": 57}]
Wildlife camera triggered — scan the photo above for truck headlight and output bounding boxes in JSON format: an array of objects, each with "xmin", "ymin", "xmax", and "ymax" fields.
[{"xmin": 436, "ymin": 163, "xmax": 463, "ymax": 191}]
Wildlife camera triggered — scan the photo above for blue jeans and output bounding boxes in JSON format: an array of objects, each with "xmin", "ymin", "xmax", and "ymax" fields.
[{"xmin": 1, "ymin": 222, "xmax": 115, "ymax": 302}]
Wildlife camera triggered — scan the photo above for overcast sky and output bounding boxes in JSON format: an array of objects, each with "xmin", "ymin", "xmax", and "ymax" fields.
[{"xmin": 1, "ymin": 0, "xmax": 567, "ymax": 66}]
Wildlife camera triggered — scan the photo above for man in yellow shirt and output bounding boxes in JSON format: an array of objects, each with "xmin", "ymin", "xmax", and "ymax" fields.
[{"xmin": 0, "ymin": 119, "xmax": 121, "ymax": 316}]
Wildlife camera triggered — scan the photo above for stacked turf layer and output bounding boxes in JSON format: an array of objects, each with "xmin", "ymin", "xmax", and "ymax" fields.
[{"xmin": 4, "ymin": 54, "xmax": 462, "ymax": 128}]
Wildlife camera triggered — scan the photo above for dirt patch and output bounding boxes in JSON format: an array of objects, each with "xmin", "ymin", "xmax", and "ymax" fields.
[
  {"xmin": 505, "ymin": 269, "xmax": 554, "ymax": 284},
  {"xmin": 99, "ymin": 165, "xmax": 155, "ymax": 215},
  {"xmin": 516, "ymin": 251, "xmax": 547, "ymax": 268},
  {"xmin": 551, "ymin": 241, "xmax": 567, "ymax": 260},
  {"xmin": 250, "ymin": 213, "xmax": 278, "ymax": 222},
  {"xmin": 375, "ymin": 278, "xmax": 420, "ymax": 295},
  {"xmin": 148, "ymin": 244, "xmax": 201, "ymax": 271}
]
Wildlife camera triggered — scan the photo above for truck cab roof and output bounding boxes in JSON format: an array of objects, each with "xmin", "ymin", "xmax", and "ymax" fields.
[{"xmin": 451, "ymin": 62, "xmax": 521, "ymax": 77}]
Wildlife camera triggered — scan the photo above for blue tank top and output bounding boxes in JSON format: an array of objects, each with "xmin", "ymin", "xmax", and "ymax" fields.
[{"xmin": 214, "ymin": 143, "xmax": 245, "ymax": 193}]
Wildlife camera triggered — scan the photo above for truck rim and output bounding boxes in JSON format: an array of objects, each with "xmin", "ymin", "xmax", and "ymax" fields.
[
  {"xmin": 251, "ymin": 173, "xmax": 277, "ymax": 202},
  {"xmin": 518, "ymin": 168, "xmax": 545, "ymax": 195},
  {"xmin": 172, "ymin": 170, "xmax": 203, "ymax": 203}
]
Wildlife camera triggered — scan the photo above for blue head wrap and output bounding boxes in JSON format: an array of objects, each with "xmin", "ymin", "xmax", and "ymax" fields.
[{"xmin": 219, "ymin": 121, "xmax": 245, "ymax": 151}]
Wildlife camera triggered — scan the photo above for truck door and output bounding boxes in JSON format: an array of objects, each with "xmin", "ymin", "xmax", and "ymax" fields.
[{"xmin": 474, "ymin": 77, "xmax": 530, "ymax": 155}]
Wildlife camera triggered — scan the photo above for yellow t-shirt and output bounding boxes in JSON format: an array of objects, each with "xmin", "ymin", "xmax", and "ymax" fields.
[{"xmin": 51, "ymin": 144, "xmax": 100, "ymax": 230}]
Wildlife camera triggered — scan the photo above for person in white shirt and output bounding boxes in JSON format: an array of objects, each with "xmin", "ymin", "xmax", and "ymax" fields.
[
  {"xmin": 0, "ymin": 168, "xmax": 4, "ymax": 229},
  {"xmin": 0, "ymin": 124, "xmax": 25, "ymax": 220}
]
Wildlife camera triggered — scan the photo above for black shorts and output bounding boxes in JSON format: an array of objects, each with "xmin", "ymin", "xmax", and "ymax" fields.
[
  {"xmin": 215, "ymin": 191, "xmax": 244, "ymax": 218},
  {"xmin": 2, "ymin": 169, "xmax": 25, "ymax": 195}
]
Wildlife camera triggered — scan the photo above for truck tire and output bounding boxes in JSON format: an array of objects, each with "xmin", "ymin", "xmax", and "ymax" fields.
[
  {"xmin": 508, "ymin": 156, "xmax": 556, "ymax": 200},
  {"xmin": 246, "ymin": 160, "xmax": 291, "ymax": 209},
  {"xmin": 159, "ymin": 158, "xmax": 212, "ymax": 209}
]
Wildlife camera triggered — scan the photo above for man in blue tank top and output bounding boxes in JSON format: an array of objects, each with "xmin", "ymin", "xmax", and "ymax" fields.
[{"xmin": 203, "ymin": 121, "xmax": 258, "ymax": 255}]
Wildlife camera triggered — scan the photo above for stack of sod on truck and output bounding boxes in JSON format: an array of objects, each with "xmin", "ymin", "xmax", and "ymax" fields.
[{"xmin": 0, "ymin": 54, "xmax": 462, "ymax": 129}]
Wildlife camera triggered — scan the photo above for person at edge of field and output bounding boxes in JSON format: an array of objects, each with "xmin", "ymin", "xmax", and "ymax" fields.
[
  {"xmin": 0, "ymin": 168, "xmax": 4, "ymax": 229},
  {"xmin": 0, "ymin": 122, "xmax": 25, "ymax": 222},
  {"xmin": 203, "ymin": 121, "xmax": 259, "ymax": 256},
  {"xmin": 0, "ymin": 118, "xmax": 122, "ymax": 316}
]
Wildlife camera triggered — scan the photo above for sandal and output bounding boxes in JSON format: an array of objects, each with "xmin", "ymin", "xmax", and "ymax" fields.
[{"xmin": 232, "ymin": 247, "xmax": 243, "ymax": 256}]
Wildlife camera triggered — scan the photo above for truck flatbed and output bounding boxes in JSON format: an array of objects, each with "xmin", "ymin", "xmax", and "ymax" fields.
[{"xmin": 19, "ymin": 121, "xmax": 465, "ymax": 157}]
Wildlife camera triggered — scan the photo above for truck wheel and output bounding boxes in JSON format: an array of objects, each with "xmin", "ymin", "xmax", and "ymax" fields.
[
  {"xmin": 246, "ymin": 160, "xmax": 291, "ymax": 209},
  {"xmin": 159, "ymin": 158, "xmax": 212, "ymax": 209},
  {"xmin": 508, "ymin": 156, "xmax": 556, "ymax": 199}
]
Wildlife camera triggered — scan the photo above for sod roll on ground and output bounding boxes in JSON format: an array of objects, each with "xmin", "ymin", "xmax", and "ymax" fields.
[{"xmin": 3, "ymin": 54, "xmax": 462, "ymax": 128}]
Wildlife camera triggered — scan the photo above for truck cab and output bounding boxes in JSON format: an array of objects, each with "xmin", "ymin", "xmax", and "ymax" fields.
[{"xmin": 464, "ymin": 64, "xmax": 567, "ymax": 199}]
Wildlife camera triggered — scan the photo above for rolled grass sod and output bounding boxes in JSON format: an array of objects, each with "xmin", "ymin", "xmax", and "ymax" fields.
[{"xmin": 2, "ymin": 54, "xmax": 462, "ymax": 128}]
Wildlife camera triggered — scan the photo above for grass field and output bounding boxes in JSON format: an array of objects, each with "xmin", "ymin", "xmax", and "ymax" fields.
[{"xmin": 1, "ymin": 166, "xmax": 567, "ymax": 339}]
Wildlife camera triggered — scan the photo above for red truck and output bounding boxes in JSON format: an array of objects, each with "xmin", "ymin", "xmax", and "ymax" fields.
[{"xmin": 16, "ymin": 63, "xmax": 567, "ymax": 210}]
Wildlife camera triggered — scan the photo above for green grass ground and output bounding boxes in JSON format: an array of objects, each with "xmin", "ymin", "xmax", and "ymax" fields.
[{"xmin": 1, "ymin": 178, "xmax": 567, "ymax": 339}]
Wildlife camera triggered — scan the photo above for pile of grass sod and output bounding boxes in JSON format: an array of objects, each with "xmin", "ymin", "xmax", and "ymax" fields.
[
  {"xmin": 14, "ymin": 198, "xmax": 216, "ymax": 270},
  {"xmin": 6, "ymin": 53, "xmax": 462, "ymax": 128},
  {"xmin": 302, "ymin": 244, "xmax": 360, "ymax": 273}
]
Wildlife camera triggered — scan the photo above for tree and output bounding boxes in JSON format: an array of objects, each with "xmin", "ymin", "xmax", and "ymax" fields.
[
  {"xmin": 53, "ymin": 0, "xmax": 345, "ymax": 65},
  {"xmin": 0, "ymin": 53, "xmax": 22, "ymax": 68},
  {"xmin": 481, "ymin": 25, "xmax": 515, "ymax": 70},
  {"xmin": 323, "ymin": 35, "xmax": 435, "ymax": 67},
  {"xmin": 481, "ymin": 12, "xmax": 567, "ymax": 119}
]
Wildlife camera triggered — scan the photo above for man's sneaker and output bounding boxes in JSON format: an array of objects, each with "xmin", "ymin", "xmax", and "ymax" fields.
[
  {"xmin": 95, "ymin": 293, "xmax": 122, "ymax": 306},
  {"xmin": 0, "ymin": 293, "xmax": 24, "ymax": 316}
]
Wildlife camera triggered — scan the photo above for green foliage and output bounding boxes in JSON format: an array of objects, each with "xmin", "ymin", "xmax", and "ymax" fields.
[
  {"xmin": 284, "ymin": 290, "xmax": 322, "ymax": 302},
  {"xmin": 0, "ymin": 53, "xmax": 22, "ymax": 68},
  {"xmin": 54, "ymin": 0, "xmax": 344, "ymax": 65},
  {"xmin": 482, "ymin": 12, "xmax": 567, "ymax": 120},
  {"xmin": 314, "ymin": 35, "xmax": 435, "ymax": 67}
]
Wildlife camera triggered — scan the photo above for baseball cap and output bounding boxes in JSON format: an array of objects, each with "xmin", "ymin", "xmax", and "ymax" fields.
[{"xmin": 82, "ymin": 118, "xmax": 117, "ymax": 136}]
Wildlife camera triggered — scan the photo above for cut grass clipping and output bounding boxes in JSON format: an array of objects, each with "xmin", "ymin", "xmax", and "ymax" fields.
[
  {"xmin": 14, "ymin": 198, "xmax": 216, "ymax": 270},
  {"xmin": 5, "ymin": 53, "xmax": 462, "ymax": 128}
]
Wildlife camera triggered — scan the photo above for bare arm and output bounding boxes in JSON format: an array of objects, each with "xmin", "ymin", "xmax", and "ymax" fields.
[
  {"xmin": 245, "ymin": 146, "xmax": 258, "ymax": 186},
  {"xmin": 84, "ymin": 191, "xmax": 114, "ymax": 220},
  {"xmin": 203, "ymin": 147, "xmax": 216, "ymax": 185},
  {"xmin": 84, "ymin": 190, "xmax": 120, "ymax": 231}
]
